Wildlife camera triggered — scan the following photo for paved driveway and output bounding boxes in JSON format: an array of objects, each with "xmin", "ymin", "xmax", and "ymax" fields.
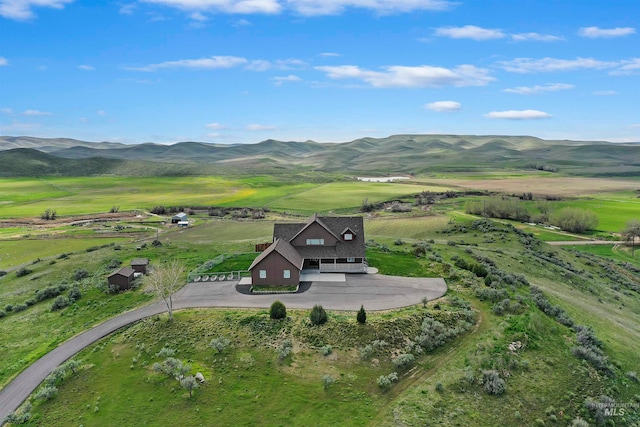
[{"xmin": 0, "ymin": 274, "xmax": 446, "ymax": 422}]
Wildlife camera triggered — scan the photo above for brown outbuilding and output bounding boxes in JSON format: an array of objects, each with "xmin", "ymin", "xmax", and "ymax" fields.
[
  {"xmin": 130, "ymin": 258, "xmax": 149, "ymax": 274},
  {"xmin": 107, "ymin": 267, "xmax": 135, "ymax": 290}
]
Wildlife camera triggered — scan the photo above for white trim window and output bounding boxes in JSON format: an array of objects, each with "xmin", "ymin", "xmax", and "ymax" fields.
[
  {"xmin": 283, "ymin": 269, "xmax": 291, "ymax": 279},
  {"xmin": 259, "ymin": 270, "xmax": 267, "ymax": 279},
  {"xmin": 306, "ymin": 238, "xmax": 324, "ymax": 245},
  {"xmin": 347, "ymin": 257, "xmax": 355, "ymax": 263},
  {"xmin": 344, "ymin": 233, "xmax": 353, "ymax": 241}
]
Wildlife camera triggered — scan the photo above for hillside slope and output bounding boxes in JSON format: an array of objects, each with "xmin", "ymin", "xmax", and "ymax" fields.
[{"xmin": 1, "ymin": 135, "xmax": 639, "ymax": 176}]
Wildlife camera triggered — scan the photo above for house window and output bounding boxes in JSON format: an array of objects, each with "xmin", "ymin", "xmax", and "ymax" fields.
[
  {"xmin": 344, "ymin": 233, "xmax": 353, "ymax": 241},
  {"xmin": 347, "ymin": 257, "xmax": 355, "ymax": 263},
  {"xmin": 306, "ymin": 238, "xmax": 324, "ymax": 245},
  {"xmin": 283, "ymin": 270, "xmax": 291, "ymax": 279},
  {"xmin": 259, "ymin": 270, "xmax": 267, "ymax": 279}
]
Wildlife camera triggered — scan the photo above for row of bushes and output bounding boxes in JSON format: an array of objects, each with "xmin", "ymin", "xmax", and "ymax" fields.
[{"xmin": 531, "ymin": 286, "xmax": 613, "ymax": 375}]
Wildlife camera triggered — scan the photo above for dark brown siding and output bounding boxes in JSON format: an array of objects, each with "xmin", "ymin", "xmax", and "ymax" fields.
[
  {"xmin": 290, "ymin": 222, "xmax": 338, "ymax": 247},
  {"xmin": 131, "ymin": 265, "xmax": 147, "ymax": 274},
  {"xmin": 251, "ymin": 251, "xmax": 300, "ymax": 286},
  {"xmin": 108, "ymin": 274, "xmax": 133, "ymax": 290}
]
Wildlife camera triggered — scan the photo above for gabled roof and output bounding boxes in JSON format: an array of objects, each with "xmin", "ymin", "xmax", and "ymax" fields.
[
  {"xmin": 288, "ymin": 213, "xmax": 341, "ymax": 243},
  {"xmin": 249, "ymin": 239, "xmax": 304, "ymax": 270},
  {"xmin": 108, "ymin": 267, "xmax": 135, "ymax": 278},
  {"xmin": 131, "ymin": 258, "xmax": 149, "ymax": 266},
  {"xmin": 172, "ymin": 212, "xmax": 187, "ymax": 218},
  {"xmin": 273, "ymin": 215, "xmax": 366, "ymax": 258}
]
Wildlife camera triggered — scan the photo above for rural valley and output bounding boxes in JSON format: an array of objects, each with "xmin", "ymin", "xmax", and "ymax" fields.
[{"xmin": 0, "ymin": 134, "xmax": 639, "ymax": 426}]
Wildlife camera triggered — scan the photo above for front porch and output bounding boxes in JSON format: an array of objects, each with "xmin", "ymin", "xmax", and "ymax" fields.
[{"xmin": 303, "ymin": 257, "xmax": 368, "ymax": 273}]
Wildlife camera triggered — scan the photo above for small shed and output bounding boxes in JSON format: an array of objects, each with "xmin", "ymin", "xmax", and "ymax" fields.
[
  {"xmin": 107, "ymin": 267, "xmax": 135, "ymax": 290},
  {"xmin": 171, "ymin": 212, "xmax": 188, "ymax": 224},
  {"xmin": 130, "ymin": 258, "xmax": 149, "ymax": 274}
]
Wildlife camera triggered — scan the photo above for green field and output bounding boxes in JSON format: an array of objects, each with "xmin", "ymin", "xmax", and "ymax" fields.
[
  {"xmin": 0, "ymin": 238, "xmax": 127, "ymax": 270},
  {"xmin": 0, "ymin": 176, "xmax": 453, "ymax": 218}
]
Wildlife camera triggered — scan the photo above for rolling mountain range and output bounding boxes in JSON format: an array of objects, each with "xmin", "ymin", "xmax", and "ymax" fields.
[{"xmin": 0, "ymin": 135, "xmax": 638, "ymax": 177}]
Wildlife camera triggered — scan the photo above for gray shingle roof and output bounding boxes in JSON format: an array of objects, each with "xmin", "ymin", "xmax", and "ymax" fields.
[
  {"xmin": 108, "ymin": 267, "xmax": 135, "ymax": 278},
  {"xmin": 273, "ymin": 215, "xmax": 365, "ymax": 259},
  {"xmin": 131, "ymin": 258, "xmax": 149, "ymax": 266},
  {"xmin": 249, "ymin": 239, "xmax": 304, "ymax": 270}
]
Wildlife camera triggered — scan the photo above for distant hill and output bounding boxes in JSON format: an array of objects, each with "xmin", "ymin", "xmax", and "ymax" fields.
[{"xmin": 0, "ymin": 135, "xmax": 638, "ymax": 177}]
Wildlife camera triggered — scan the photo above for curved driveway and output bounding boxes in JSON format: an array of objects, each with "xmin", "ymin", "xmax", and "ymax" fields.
[{"xmin": 0, "ymin": 274, "xmax": 446, "ymax": 422}]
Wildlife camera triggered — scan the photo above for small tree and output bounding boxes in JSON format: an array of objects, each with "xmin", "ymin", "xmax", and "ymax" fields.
[
  {"xmin": 270, "ymin": 300, "xmax": 287, "ymax": 319},
  {"xmin": 143, "ymin": 260, "xmax": 185, "ymax": 321},
  {"xmin": 356, "ymin": 305, "xmax": 367, "ymax": 324},
  {"xmin": 622, "ymin": 219, "xmax": 640, "ymax": 256},
  {"xmin": 310, "ymin": 304, "xmax": 328, "ymax": 325},
  {"xmin": 210, "ymin": 336, "xmax": 230, "ymax": 353},
  {"xmin": 180, "ymin": 375, "xmax": 199, "ymax": 398}
]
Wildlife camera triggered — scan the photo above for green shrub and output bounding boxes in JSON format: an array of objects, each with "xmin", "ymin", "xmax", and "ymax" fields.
[
  {"xmin": 277, "ymin": 339, "xmax": 293, "ymax": 360},
  {"xmin": 16, "ymin": 267, "xmax": 32, "ymax": 277},
  {"xmin": 310, "ymin": 304, "xmax": 327, "ymax": 325},
  {"xmin": 435, "ymin": 382, "xmax": 444, "ymax": 392},
  {"xmin": 321, "ymin": 345, "xmax": 332, "ymax": 356},
  {"xmin": 269, "ymin": 300, "xmax": 287, "ymax": 320},
  {"xmin": 393, "ymin": 354, "xmax": 415, "ymax": 370},
  {"xmin": 322, "ymin": 374, "xmax": 335, "ymax": 390},
  {"xmin": 156, "ymin": 347, "xmax": 176, "ymax": 357},
  {"xmin": 50, "ymin": 296, "xmax": 70, "ymax": 311},
  {"xmin": 68, "ymin": 286, "xmax": 82, "ymax": 302},
  {"xmin": 482, "ymin": 370, "xmax": 505, "ymax": 395},
  {"xmin": 377, "ymin": 372, "xmax": 398, "ymax": 388},
  {"xmin": 210, "ymin": 336, "xmax": 231, "ymax": 353},
  {"xmin": 34, "ymin": 385, "xmax": 58, "ymax": 401},
  {"xmin": 356, "ymin": 305, "xmax": 367, "ymax": 324}
]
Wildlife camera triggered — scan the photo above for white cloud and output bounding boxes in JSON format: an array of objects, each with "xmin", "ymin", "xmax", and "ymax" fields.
[
  {"xmin": 434, "ymin": 25, "xmax": 506, "ymax": 40},
  {"xmin": 78, "ymin": 64, "xmax": 95, "ymax": 71},
  {"xmin": 246, "ymin": 58, "xmax": 307, "ymax": 71},
  {"xmin": 140, "ymin": 0, "xmax": 455, "ymax": 16},
  {"xmin": 578, "ymin": 26, "xmax": 636, "ymax": 38},
  {"xmin": 503, "ymin": 83, "xmax": 574, "ymax": 95},
  {"xmin": 246, "ymin": 124, "xmax": 277, "ymax": 131},
  {"xmin": 119, "ymin": 3, "xmax": 136, "ymax": 14},
  {"xmin": 1, "ymin": 107, "xmax": 13, "ymax": 114},
  {"xmin": 425, "ymin": 101, "xmax": 461, "ymax": 112},
  {"xmin": 97, "ymin": 110, "xmax": 106, "ymax": 116},
  {"xmin": 320, "ymin": 52, "xmax": 340, "ymax": 57},
  {"xmin": 22, "ymin": 109, "xmax": 53, "ymax": 116},
  {"xmin": 610, "ymin": 58, "xmax": 640, "ymax": 76},
  {"xmin": 497, "ymin": 57, "xmax": 618, "ymax": 73},
  {"xmin": 316, "ymin": 64, "xmax": 494, "ymax": 88},
  {"xmin": 189, "ymin": 10, "xmax": 207, "ymax": 20},
  {"xmin": 141, "ymin": 0, "xmax": 282, "ymax": 14},
  {"xmin": 271, "ymin": 74, "xmax": 300, "ymax": 85},
  {"xmin": 511, "ymin": 32, "xmax": 564, "ymax": 42},
  {"xmin": 0, "ymin": 56, "xmax": 7, "ymax": 66},
  {"xmin": 288, "ymin": 0, "xmax": 455, "ymax": 16},
  {"xmin": 0, "ymin": 0, "xmax": 73, "ymax": 21},
  {"xmin": 127, "ymin": 55, "xmax": 248, "ymax": 71},
  {"xmin": 0, "ymin": 0, "xmax": 73, "ymax": 20},
  {"xmin": 205, "ymin": 122, "xmax": 226, "ymax": 130},
  {"xmin": 485, "ymin": 109, "xmax": 551, "ymax": 120},
  {"xmin": 593, "ymin": 90, "xmax": 617, "ymax": 96}
]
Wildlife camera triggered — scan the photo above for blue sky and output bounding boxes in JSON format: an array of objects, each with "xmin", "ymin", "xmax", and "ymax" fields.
[{"xmin": 0, "ymin": 0, "xmax": 638, "ymax": 144}]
